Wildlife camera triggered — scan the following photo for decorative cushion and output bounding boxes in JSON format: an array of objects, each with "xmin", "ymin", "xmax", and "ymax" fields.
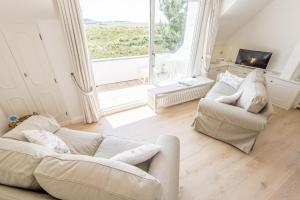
[
  {"xmin": 3, "ymin": 115, "xmax": 60, "ymax": 141},
  {"xmin": 205, "ymin": 81, "xmax": 237, "ymax": 101},
  {"xmin": 34, "ymin": 154, "xmax": 162, "ymax": 200},
  {"xmin": 219, "ymin": 71, "xmax": 244, "ymax": 90},
  {"xmin": 111, "ymin": 144, "xmax": 161, "ymax": 165},
  {"xmin": 95, "ymin": 136, "xmax": 145, "ymax": 158},
  {"xmin": 0, "ymin": 138, "xmax": 56, "ymax": 190},
  {"xmin": 55, "ymin": 128, "xmax": 103, "ymax": 156},
  {"xmin": 23, "ymin": 130, "xmax": 70, "ymax": 154},
  {"xmin": 237, "ymin": 81, "xmax": 268, "ymax": 113},
  {"xmin": 95, "ymin": 136, "xmax": 151, "ymax": 171},
  {"xmin": 215, "ymin": 90, "xmax": 243, "ymax": 105}
]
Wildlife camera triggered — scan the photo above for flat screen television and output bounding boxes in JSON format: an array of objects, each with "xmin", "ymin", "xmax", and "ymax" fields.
[{"xmin": 235, "ymin": 49, "xmax": 272, "ymax": 69}]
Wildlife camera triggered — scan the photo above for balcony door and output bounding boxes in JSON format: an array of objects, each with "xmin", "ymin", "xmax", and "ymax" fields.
[
  {"xmin": 149, "ymin": 0, "xmax": 199, "ymax": 85},
  {"xmin": 80, "ymin": 0, "xmax": 199, "ymax": 114},
  {"xmin": 80, "ymin": 0, "xmax": 151, "ymax": 114}
]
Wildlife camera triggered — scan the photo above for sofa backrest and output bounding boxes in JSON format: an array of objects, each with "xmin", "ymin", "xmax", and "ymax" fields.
[{"xmin": 2, "ymin": 114, "xmax": 61, "ymax": 142}]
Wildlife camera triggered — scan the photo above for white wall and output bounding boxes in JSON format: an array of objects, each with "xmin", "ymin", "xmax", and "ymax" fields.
[
  {"xmin": 280, "ymin": 38, "xmax": 300, "ymax": 80},
  {"xmin": 0, "ymin": 108, "xmax": 8, "ymax": 135},
  {"xmin": 0, "ymin": 0, "xmax": 83, "ymax": 124},
  {"xmin": 38, "ymin": 20, "xmax": 83, "ymax": 123},
  {"xmin": 221, "ymin": 0, "xmax": 300, "ymax": 74}
]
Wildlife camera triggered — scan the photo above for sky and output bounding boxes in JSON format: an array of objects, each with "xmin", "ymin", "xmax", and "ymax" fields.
[
  {"xmin": 79, "ymin": 0, "xmax": 169, "ymax": 23},
  {"xmin": 80, "ymin": 0, "xmax": 150, "ymax": 23}
]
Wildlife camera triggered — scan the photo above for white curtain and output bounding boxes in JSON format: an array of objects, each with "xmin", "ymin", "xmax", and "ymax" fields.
[
  {"xmin": 190, "ymin": 0, "xmax": 222, "ymax": 77},
  {"xmin": 55, "ymin": 0, "xmax": 100, "ymax": 123}
]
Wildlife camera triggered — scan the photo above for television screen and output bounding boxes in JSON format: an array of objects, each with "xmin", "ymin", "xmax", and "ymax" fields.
[{"xmin": 235, "ymin": 49, "xmax": 272, "ymax": 69}]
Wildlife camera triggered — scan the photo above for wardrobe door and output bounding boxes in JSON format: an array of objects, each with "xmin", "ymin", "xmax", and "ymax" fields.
[
  {"xmin": 0, "ymin": 30, "xmax": 37, "ymax": 117},
  {"xmin": 1, "ymin": 24, "xmax": 69, "ymax": 122}
]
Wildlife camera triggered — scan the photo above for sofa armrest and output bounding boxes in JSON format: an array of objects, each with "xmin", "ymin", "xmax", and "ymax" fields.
[
  {"xmin": 148, "ymin": 135, "xmax": 180, "ymax": 200},
  {"xmin": 197, "ymin": 98, "xmax": 268, "ymax": 131}
]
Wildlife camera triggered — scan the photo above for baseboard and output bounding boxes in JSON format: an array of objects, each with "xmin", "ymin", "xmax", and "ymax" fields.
[{"xmin": 60, "ymin": 115, "xmax": 84, "ymax": 126}]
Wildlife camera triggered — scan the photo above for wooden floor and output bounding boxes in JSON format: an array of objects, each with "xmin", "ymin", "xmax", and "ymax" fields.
[{"xmin": 68, "ymin": 100, "xmax": 300, "ymax": 200}]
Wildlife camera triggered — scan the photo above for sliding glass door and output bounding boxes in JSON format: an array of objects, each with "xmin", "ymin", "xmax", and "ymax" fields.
[
  {"xmin": 80, "ymin": 0, "xmax": 150, "ymax": 113},
  {"xmin": 80, "ymin": 0, "xmax": 199, "ymax": 113},
  {"xmin": 149, "ymin": 0, "xmax": 199, "ymax": 85}
]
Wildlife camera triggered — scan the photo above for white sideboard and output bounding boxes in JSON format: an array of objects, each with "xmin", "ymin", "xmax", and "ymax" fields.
[
  {"xmin": 208, "ymin": 62, "xmax": 300, "ymax": 110},
  {"xmin": 265, "ymin": 75, "xmax": 300, "ymax": 109}
]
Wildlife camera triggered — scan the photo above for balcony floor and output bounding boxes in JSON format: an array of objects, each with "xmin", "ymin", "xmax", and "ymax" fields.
[{"xmin": 96, "ymin": 79, "xmax": 149, "ymax": 110}]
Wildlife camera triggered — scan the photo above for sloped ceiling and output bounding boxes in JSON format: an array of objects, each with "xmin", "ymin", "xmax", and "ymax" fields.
[{"xmin": 216, "ymin": 0, "xmax": 274, "ymax": 44}]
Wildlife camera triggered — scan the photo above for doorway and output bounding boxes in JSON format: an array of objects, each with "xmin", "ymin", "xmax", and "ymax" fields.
[{"xmin": 80, "ymin": 0, "xmax": 199, "ymax": 114}]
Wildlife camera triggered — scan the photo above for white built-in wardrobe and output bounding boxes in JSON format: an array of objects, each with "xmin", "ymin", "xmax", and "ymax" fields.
[{"xmin": 0, "ymin": 24, "xmax": 69, "ymax": 122}]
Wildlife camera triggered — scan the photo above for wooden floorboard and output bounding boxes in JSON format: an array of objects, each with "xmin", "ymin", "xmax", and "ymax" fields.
[{"xmin": 67, "ymin": 100, "xmax": 300, "ymax": 200}]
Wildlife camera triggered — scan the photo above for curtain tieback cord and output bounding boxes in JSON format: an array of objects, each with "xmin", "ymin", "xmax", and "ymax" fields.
[{"xmin": 70, "ymin": 72, "xmax": 94, "ymax": 96}]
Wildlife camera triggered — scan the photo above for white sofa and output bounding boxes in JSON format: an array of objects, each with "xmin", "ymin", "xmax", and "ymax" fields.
[
  {"xmin": 194, "ymin": 69, "xmax": 273, "ymax": 153},
  {"xmin": 0, "ymin": 115, "xmax": 180, "ymax": 200}
]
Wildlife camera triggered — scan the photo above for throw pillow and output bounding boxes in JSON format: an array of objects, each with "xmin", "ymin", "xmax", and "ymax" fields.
[
  {"xmin": 215, "ymin": 90, "xmax": 243, "ymax": 105},
  {"xmin": 219, "ymin": 71, "xmax": 244, "ymax": 90},
  {"xmin": 23, "ymin": 130, "xmax": 70, "ymax": 154},
  {"xmin": 110, "ymin": 144, "xmax": 161, "ymax": 165}
]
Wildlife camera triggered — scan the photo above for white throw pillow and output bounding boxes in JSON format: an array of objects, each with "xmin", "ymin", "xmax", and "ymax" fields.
[
  {"xmin": 110, "ymin": 144, "xmax": 161, "ymax": 165},
  {"xmin": 219, "ymin": 71, "xmax": 244, "ymax": 90},
  {"xmin": 23, "ymin": 130, "xmax": 70, "ymax": 154},
  {"xmin": 215, "ymin": 90, "xmax": 243, "ymax": 105}
]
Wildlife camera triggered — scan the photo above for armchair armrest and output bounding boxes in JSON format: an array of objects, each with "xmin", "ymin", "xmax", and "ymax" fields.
[
  {"xmin": 197, "ymin": 98, "xmax": 267, "ymax": 131},
  {"xmin": 148, "ymin": 135, "xmax": 180, "ymax": 200}
]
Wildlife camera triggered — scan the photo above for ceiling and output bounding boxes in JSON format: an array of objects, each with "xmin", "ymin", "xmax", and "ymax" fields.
[{"xmin": 216, "ymin": 0, "xmax": 274, "ymax": 44}]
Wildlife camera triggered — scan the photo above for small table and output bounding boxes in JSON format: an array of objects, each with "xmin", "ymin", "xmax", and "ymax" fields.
[{"xmin": 148, "ymin": 77, "xmax": 214, "ymax": 112}]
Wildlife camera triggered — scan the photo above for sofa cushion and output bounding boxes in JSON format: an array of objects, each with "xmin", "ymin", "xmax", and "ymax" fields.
[
  {"xmin": 95, "ymin": 136, "xmax": 151, "ymax": 171},
  {"xmin": 34, "ymin": 154, "xmax": 162, "ymax": 200},
  {"xmin": 55, "ymin": 128, "xmax": 103, "ymax": 156},
  {"xmin": 205, "ymin": 81, "xmax": 237, "ymax": 101},
  {"xmin": 0, "ymin": 184, "xmax": 56, "ymax": 200},
  {"xmin": 237, "ymin": 81, "xmax": 268, "ymax": 113},
  {"xmin": 3, "ymin": 115, "xmax": 60, "ymax": 141},
  {"xmin": 0, "ymin": 138, "xmax": 56, "ymax": 190}
]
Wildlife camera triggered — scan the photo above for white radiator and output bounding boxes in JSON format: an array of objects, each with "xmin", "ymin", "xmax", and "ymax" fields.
[{"xmin": 148, "ymin": 84, "xmax": 212, "ymax": 112}]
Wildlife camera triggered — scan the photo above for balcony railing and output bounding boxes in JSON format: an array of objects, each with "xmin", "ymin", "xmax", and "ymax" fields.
[{"xmin": 92, "ymin": 55, "xmax": 148, "ymax": 86}]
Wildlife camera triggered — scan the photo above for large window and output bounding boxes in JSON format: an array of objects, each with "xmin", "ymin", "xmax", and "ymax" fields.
[
  {"xmin": 80, "ymin": 0, "xmax": 199, "ymax": 113},
  {"xmin": 81, "ymin": 0, "xmax": 190, "ymax": 60}
]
